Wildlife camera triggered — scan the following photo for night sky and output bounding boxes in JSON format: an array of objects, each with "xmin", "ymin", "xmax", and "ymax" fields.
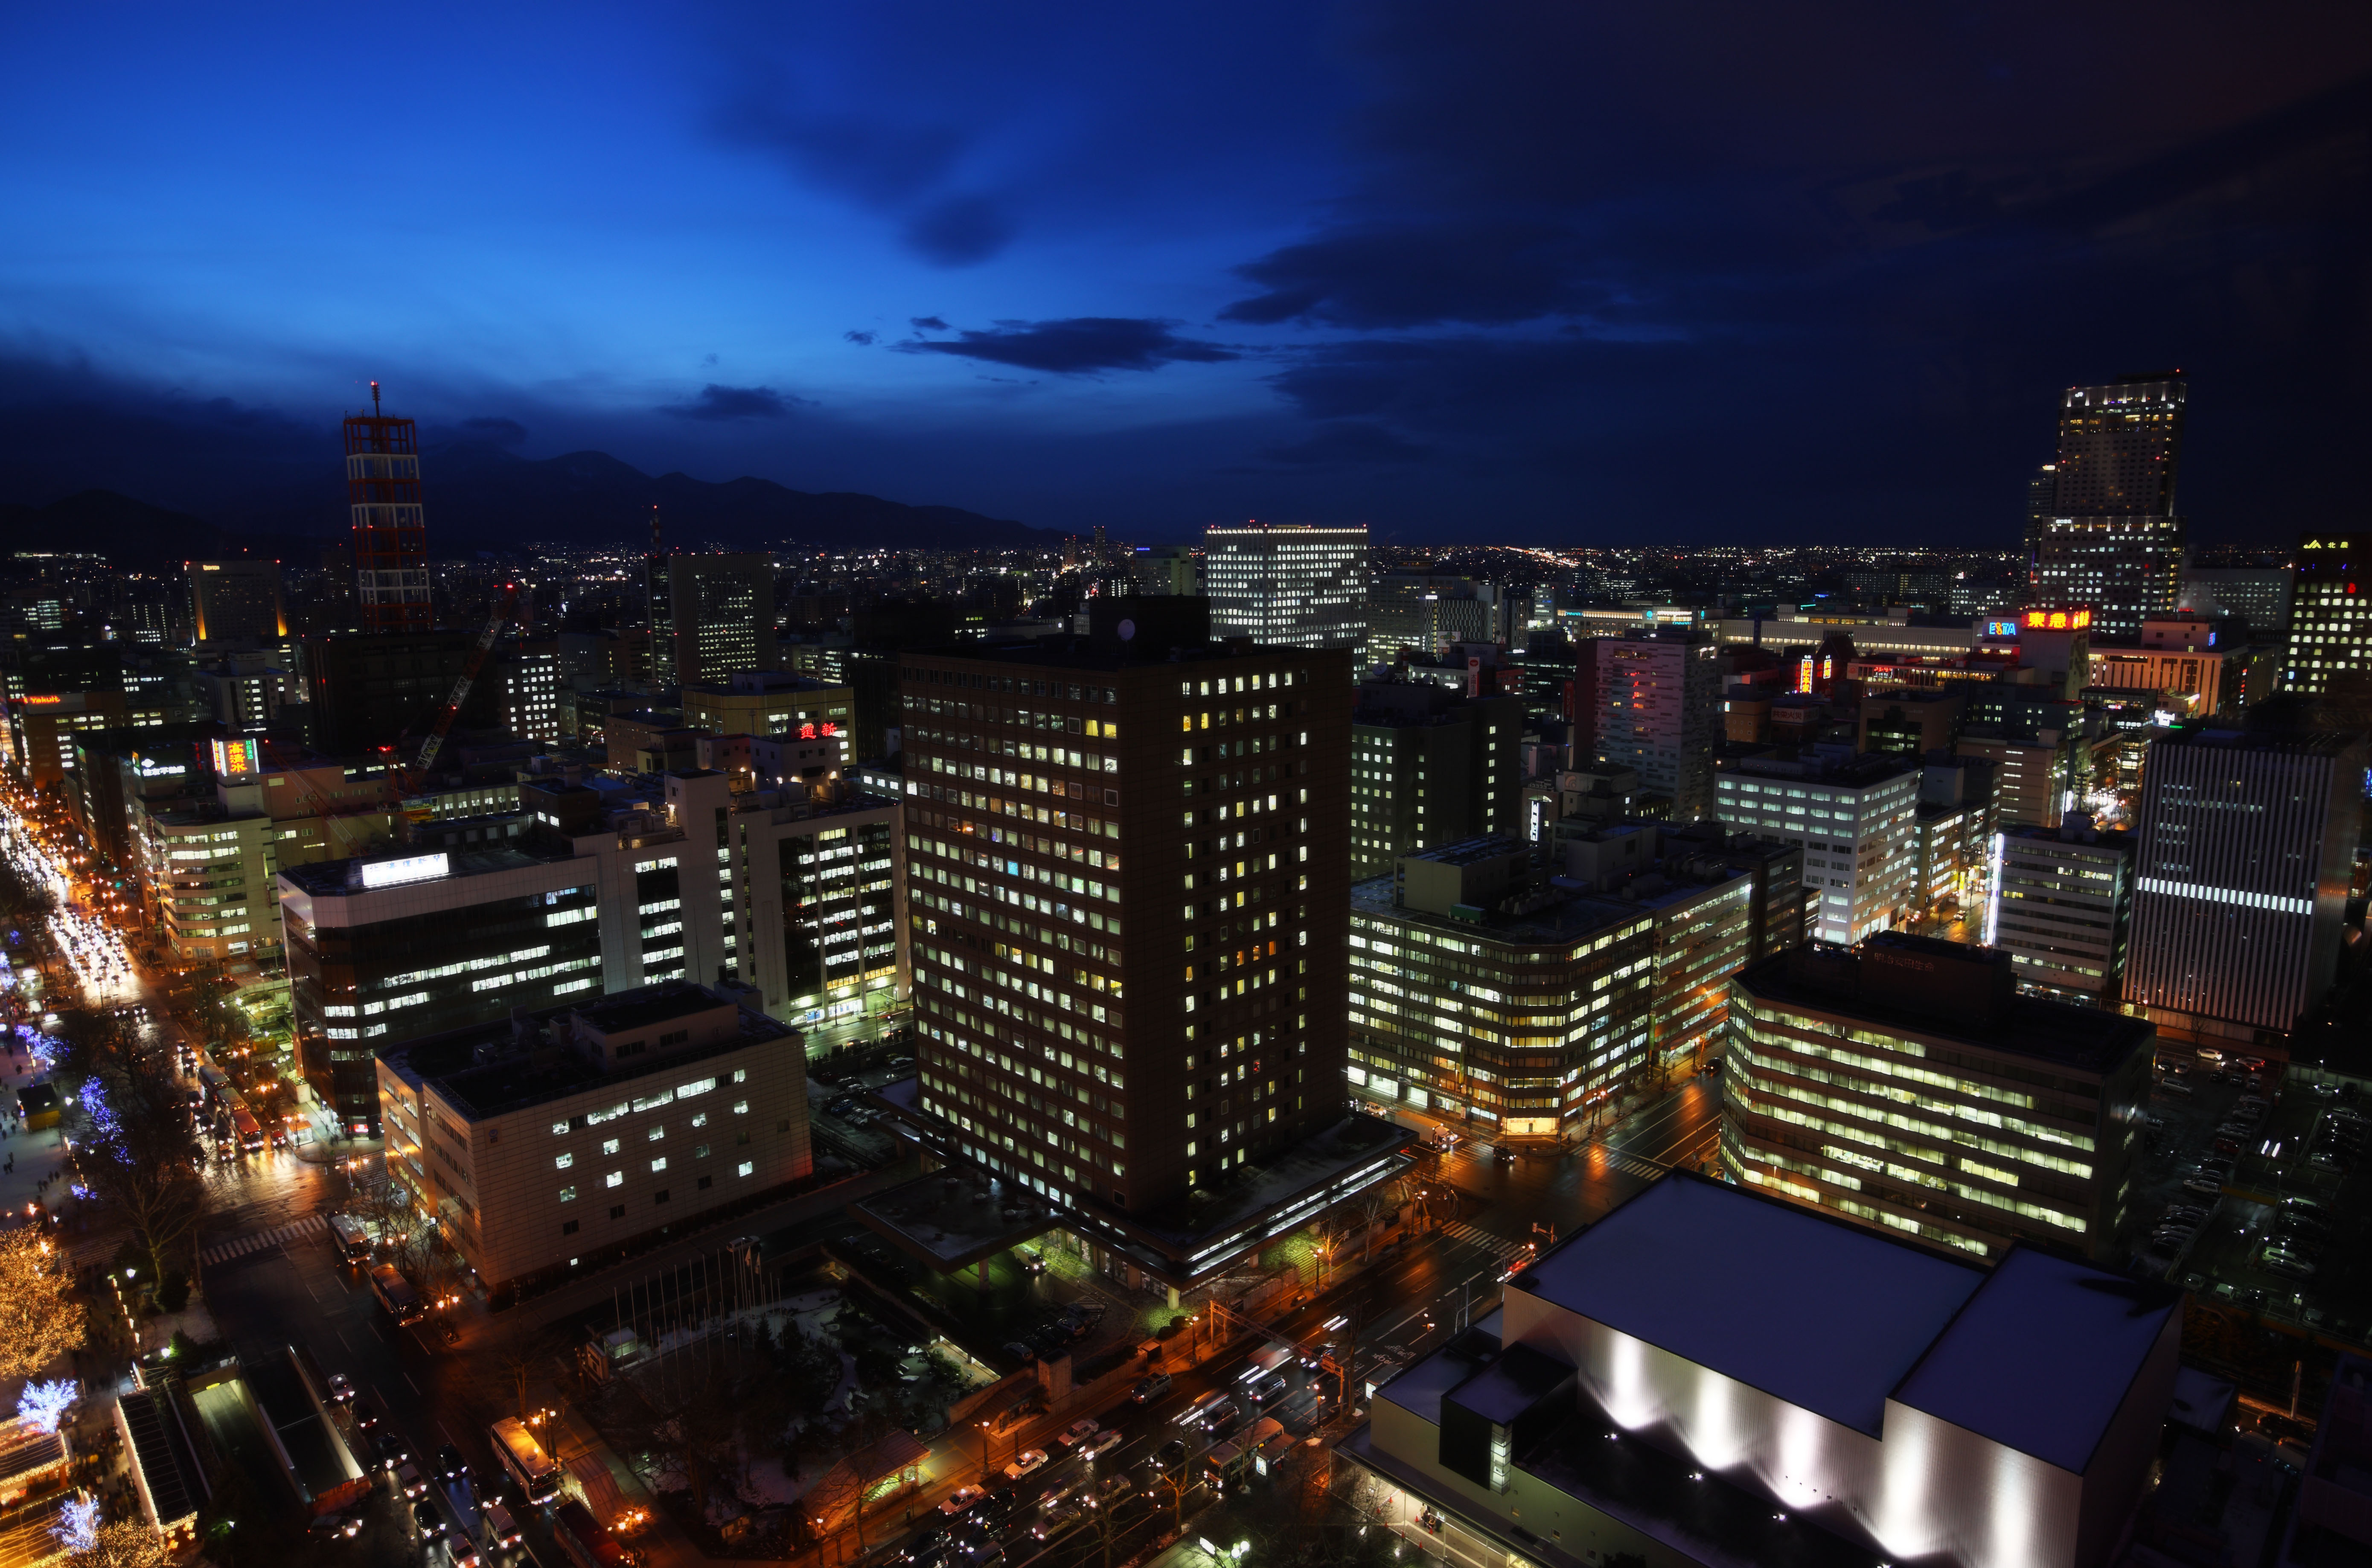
[{"xmin": 4, "ymin": 3, "xmax": 2370, "ymax": 544}]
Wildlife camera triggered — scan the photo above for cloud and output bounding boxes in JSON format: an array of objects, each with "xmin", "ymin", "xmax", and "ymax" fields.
[
  {"xmin": 454, "ymin": 416, "xmax": 528, "ymax": 448},
  {"xmin": 1257, "ymin": 421, "xmax": 1432, "ymax": 465},
  {"xmin": 899, "ymin": 318, "xmax": 1238, "ymax": 374},
  {"xmin": 1223, "ymin": 221, "xmax": 1600, "ymax": 329},
  {"xmin": 910, "ymin": 316, "xmax": 949, "ymax": 332},
  {"xmin": 656, "ymin": 383, "xmax": 803, "ymax": 421},
  {"xmin": 903, "ymin": 195, "xmax": 1014, "ymax": 267},
  {"xmin": 844, "ymin": 330, "xmax": 877, "ymax": 346}
]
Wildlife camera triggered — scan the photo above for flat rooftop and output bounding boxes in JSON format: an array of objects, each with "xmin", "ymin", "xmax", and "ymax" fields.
[
  {"xmin": 912, "ymin": 636, "xmax": 1324, "ymax": 672},
  {"xmin": 1352, "ymin": 874, "xmax": 1641, "ymax": 948},
  {"xmin": 279, "ymin": 841, "xmax": 569, "ymax": 897},
  {"xmin": 1516, "ymin": 1173, "xmax": 1982, "ymax": 1437},
  {"xmin": 1892, "ymin": 1246, "xmax": 2177, "ymax": 1473}
]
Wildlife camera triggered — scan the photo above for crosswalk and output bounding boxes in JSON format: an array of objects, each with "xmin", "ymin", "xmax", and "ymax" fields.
[
  {"xmin": 198, "ymin": 1213, "xmax": 326, "ymax": 1267},
  {"xmin": 1439, "ymin": 1220, "xmax": 1524, "ymax": 1259},
  {"xmin": 1600, "ymin": 1149, "xmax": 1668, "ymax": 1180}
]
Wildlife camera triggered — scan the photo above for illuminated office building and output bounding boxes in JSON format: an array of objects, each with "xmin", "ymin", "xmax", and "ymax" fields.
[
  {"xmin": 1724, "ymin": 933, "xmax": 2152, "ymax": 1261},
  {"xmin": 1589, "ymin": 629, "xmax": 1722, "ymax": 820},
  {"xmin": 2122, "ymin": 725, "xmax": 2366, "ymax": 1041},
  {"xmin": 2032, "ymin": 517, "xmax": 2185, "ymax": 640},
  {"xmin": 1711, "ymin": 752, "xmax": 1919, "ymax": 945},
  {"xmin": 186, "ymin": 560, "xmax": 288, "ymax": 649},
  {"xmin": 1986, "ymin": 819, "xmax": 2134, "ymax": 1002},
  {"xmin": 650, "ymin": 552, "xmax": 779, "ymax": 688},
  {"xmin": 1203, "ymin": 521, "xmax": 1368, "ymax": 652},
  {"xmin": 2285, "ymin": 533, "xmax": 2372, "ymax": 696}
]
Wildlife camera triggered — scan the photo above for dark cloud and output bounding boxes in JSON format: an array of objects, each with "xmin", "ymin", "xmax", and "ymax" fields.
[
  {"xmin": 715, "ymin": 96, "xmax": 964, "ymax": 207},
  {"xmin": 656, "ymin": 384, "xmax": 803, "ymax": 421},
  {"xmin": 910, "ymin": 316, "xmax": 949, "ymax": 332},
  {"xmin": 1222, "ymin": 221, "xmax": 1599, "ymax": 329},
  {"xmin": 455, "ymin": 416, "xmax": 528, "ymax": 448},
  {"xmin": 1256, "ymin": 421, "xmax": 1432, "ymax": 466},
  {"xmin": 843, "ymin": 330, "xmax": 876, "ymax": 345},
  {"xmin": 900, "ymin": 318, "xmax": 1237, "ymax": 375},
  {"xmin": 903, "ymin": 195, "xmax": 1013, "ymax": 267}
]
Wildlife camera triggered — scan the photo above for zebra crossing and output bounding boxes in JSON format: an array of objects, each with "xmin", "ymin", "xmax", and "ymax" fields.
[
  {"xmin": 1440, "ymin": 1220, "xmax": 1524, "ymax": 1258},
  {"xmin": 1600, "ymin": 1149, "xmax": 1668, "ymax": 1180},
  {"xmin": 198, "ymin": 1213, "xmax": 326, "ymax": 1267}
]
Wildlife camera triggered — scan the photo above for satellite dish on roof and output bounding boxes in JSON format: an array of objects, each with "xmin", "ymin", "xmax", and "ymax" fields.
[{"xmin": 1117, "ymin": 619, "xmax": 1136, "ymax": 642}]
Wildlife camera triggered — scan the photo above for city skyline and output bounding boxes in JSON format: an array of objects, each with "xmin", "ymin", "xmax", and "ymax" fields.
[{"xmin": 5, "ymin": 6, "xmax": 2372, "ymax": 542}]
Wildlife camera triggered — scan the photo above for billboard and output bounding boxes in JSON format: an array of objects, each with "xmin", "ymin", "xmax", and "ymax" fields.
[{"xmin": 211, "ymin": 737, "xmax": 262, "ymax": 777}]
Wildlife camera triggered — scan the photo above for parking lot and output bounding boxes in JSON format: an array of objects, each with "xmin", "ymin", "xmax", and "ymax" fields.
[{"xmin": 2133, "ymin": 1050, "xmax": 2368, "ymax": 1337}]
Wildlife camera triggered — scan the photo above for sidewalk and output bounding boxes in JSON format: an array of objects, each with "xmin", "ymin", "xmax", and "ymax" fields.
[{"xmin": 0, "ymin": 1037, "xmax": 74, "ymax": 1221}]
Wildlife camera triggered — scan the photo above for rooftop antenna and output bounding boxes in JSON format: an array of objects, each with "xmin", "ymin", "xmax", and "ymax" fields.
[{"xmin": 370, "ymin": 379, "xmax": 381, "ymax": 417}]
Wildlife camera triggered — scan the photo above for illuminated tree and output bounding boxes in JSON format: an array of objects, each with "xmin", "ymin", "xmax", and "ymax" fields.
[
  {"xmin": 17, "ymin": 1379, "xmax": 77, "ymax": 1433},
  {"xmin": 58, "ymin": 1013, "xmax": 207, "ymax": 1287},
  {"xmin": 62, "ymin": 1519, "xmax": 165, "ymax": 1568},
  {"xmin": 0, "ymin": 1223, "xmax": 81, "ymax": 1378}
]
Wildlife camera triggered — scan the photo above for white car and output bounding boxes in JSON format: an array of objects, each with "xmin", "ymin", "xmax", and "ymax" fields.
[
  {"xmin": 1078, "ymin": 1429, "xmax": 1124, "ymax": 1461},
  {"xmin": 937, "ymin": 1485, "xmax": 984, "ymax": 1517},
  {"xmin": 1057, "ymin": 1419, "xmax": 1100, "ymax": 1448},
  {"xmin": 1003, "ymin": 1449, "xmax": 1049, "ymax": 1481}
]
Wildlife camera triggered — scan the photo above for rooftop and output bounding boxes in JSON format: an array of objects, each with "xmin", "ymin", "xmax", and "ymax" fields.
[
  {"xmin": 1892, "ymin": 1246, "xmax": 2177, "ymax": 1472},
  {"xmin": 1736, "ymin": 934, "xmax": 2155, "ymax": 1074},
  {"xmin": 911, "ymin": 635, "xmax": 1325, "ymax": 674},
  {"xmin": 1514, "ymin": 1173, "xmax": 1982, "ymax": 1437},
  {"xmin": 279, "ymin": 841, "xmax": 568, "ymax": 898},
  {"xmin": 1352, "ymin": 873, "xmax": 1642, "ymax": 948}
]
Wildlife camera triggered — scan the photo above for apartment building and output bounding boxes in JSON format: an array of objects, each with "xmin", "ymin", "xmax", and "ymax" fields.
[
  {"xmin": 375, "ymin": 981, "xmax": 809, "ymax": 1297},
  {"xmin": 1723, "ymin": 933, "xmax": 2154, "ymax": 1262}
]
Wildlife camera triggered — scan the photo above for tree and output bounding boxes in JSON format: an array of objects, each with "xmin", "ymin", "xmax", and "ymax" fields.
[
  {"xmin": 0, "ymin": 1222, "xmax": 82, "ymax": 1378},
  {"xmin": 61, "ymin": 1520, "xmax": 166, "ymax": 1568},
  {"xmin": 59, "ymin": 1013, "xmax": 207, "ymax": 1288}
]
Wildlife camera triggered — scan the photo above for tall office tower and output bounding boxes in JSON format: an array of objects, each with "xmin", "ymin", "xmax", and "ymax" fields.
[
  {"xmin": 2030, "ymin": 374, "xmax": 2188, "ymax": 637},
  {"xmin": 1349, "ymin": 839, "xmax": 1656, "ymax": 1140},
  {"xmin": 2123, "ymin": 726, "xmax": 2367, "ymax": 1041},
  {"xmin": 1202, "ymin": 521, "xmax": 1369, "ymax": 652},
  {"xmin": 1712, "ymin": 751, "xmax": 1920, "ymax": 945},
  {"xmin": 1987, "ymin": 818, "xmax": 2135, "ymax": 1003},
  {"xmin": 345, "ymin": 389, "xmax": 433, "ymax": 634},
  {"xmin": 1591, "ymin": 629, "xmax": 1722, "ymax": 820},
  {"xmin": 2032, "ymin": 517, "xmax": 2186, "ymax": 640},
  {"xmin": 2053, "ymin": 374, "xmax": 2186, "ymax": 516},
  {"xmin": 1347, "ymin": 679, "xmax": 1522, "ymax": 879},
  {"xmin": 2182, "ymin": 566, "xmax": 2293, "ymax": 634},
  {"xmin": 186, "ymin": 560, "xmax": 287, "ymax": 648},
  {"xmin": 2022, "ymin": 461, "xmax": 2058, "ymax": 587},
  {"xmin": 2284, "ymin": 533, "xmax": 2370, "ymax": 696},
  {"xmin": 893, "ymin": 600, "xmax": 1372, "ymax": 1292},
  {"xmin": 1724, "ymin": 934, "xmax": 2153, "ymax": 1261},
  {"xmin": 650, "ymin": 552, "xmax": 779, "ymax": 689}
]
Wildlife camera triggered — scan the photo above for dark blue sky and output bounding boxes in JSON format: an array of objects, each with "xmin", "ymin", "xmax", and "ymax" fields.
[{"xmin": 4, "ymin": 2, "xmax": 2370, "ymax": 544}]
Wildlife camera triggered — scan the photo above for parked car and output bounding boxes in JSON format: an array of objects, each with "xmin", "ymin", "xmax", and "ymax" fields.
[
  {"xmin": 1057, "ymin": 1419, "xmax": 1100, "ymax": 1449},
  {"xmin": 307, "ymin": 1512, "xmax": 364, "ymax": 1540},
  {"xmin": 2264, "ymin": 1248, "xmax": 2317, "ymax": 1280},
  {"xmin": 1002, "ymin": 1450, "xmax": 1049, "ymax": 1481},
  {"xmin": 2182, "ymin": 1175, "xmax": 2224, "ymax": 1199},
  {"xmin": 1002, "ymin": 1342, "xmax": 1038, "ymax": 1364},
  {"xmin": 413, "ymin": 1501, "xmax": 447, "ymax": 1541},
  {"xmin": 1132, "ymin": 1373, "xmax": 1173, "ymax": 1403}
]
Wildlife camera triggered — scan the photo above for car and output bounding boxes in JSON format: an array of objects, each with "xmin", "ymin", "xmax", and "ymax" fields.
[
  {"xmin": 1094, "ymin": 1473, "xmax": 1135, "ymax": 1507},
  {"xmin": 2264, "ymin": 1249, "xmax": 2317, "ymax": 1280},
  {"xmin": 397, "ymin": 1460, "xmax": 429, "ymax": 1499},
  {"xmin": 970, "ymin": 1489, "xmax": 1019, "ymax": 1528},
  {"xmin": 325, "ymin": 1372, "xmax": 355, "ymax": 1404},
  {"xmin": 1250, "ymin": 1373, "xmax": 1289, "ymax": 1404},
  {"xmin": 1180, "ymin": 1391, "xmax": 1227, "ymax": 1426},
  {"xmin": 2182, "ymin": 1175, "xmax": 2224, "ymax": 1199},
  {"xmin": 481, "ymin": 1502, "xmax": 523, "ymax": 1550},
  {"xmin": 1152, "ymin": 1439, "xmax": 1188, "ymax": 1472},
  {"xmin": 413, "ymin": 1500, "xmax": 447, "ymax": 1540},
  {"xmin": 374, "ymin": 1430, "xmax": 411, "ymax": 1470},
  {"xmin": 436, "ymin": 1444, "xmax": 467, "ymax": 1482},
  {"xmin": 2210, "ymin": 1137, "xmax": 2241, "ymax": 1156},
  {"xmin": 1079, "ymin": 1429, "xmax": 1124, "ymax": 1461},
  {"xmin": 450, "ymin": 1541, "xmax": 484, "ymax": 1568},
  {"xmin": 2162, "ymin": 1205, "xmax": 2209, "ymax": 1224},
  {"xmin": 938, "ymin": 1486, "xmax": 984, "ymax": 1517},
  {"xmin": 307, "ymin": 1512, "xmax": 364, "ymax": 1540},
  {"xmin": 1058, "ymin": 1419, "xmax": 1100, "ymax": 1449},
  {"xmin": 2216, "ymin": 1120, "xmax": 2255, "ymax": 1137},
  {"xmin": 1002, "ymin": 1341, "xmax": 1039, "ymax": 1364},
  {"xmin": 1036, "ymin": 1482, "xmax": 1081, "ymax": 1514},
  {"xmin": 1132, "ymin": 1373, "xmax": 1173, "ymax": 1403},
  {"xmin": 1002, "ymin": 1449, "xmax": 1049, "ymax": 1481}
]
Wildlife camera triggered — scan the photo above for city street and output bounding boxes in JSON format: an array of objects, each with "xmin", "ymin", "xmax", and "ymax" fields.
[{"xmin": 1422, "ymin": 1076, "xmax": 1725, "ymax": 1236}]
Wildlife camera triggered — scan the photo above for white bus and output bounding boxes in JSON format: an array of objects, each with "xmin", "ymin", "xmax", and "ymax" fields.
[{"xmin": 489, "ymin": 1417, "xmax": 561, "ymax": 1505}]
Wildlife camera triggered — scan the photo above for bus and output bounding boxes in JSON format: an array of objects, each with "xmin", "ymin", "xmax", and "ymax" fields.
[
  {"xmin": 553, "ymin": 1500, "xmax": 637, "ymax": 1568},
  {"xmin": 367, "ymin": 1263, "xmax": 424, "ymax": 1326},
  {"xmin": 230, "ymin": 1105, "xmax": 266, "ymax": 1155},
  {"xmin": 489, "ymin": 1417, "xmax": 562, "ymax": 1506},
  {"xmin": 326, "ymin": 1214, "xmax": 375, "ymax": 1268}
]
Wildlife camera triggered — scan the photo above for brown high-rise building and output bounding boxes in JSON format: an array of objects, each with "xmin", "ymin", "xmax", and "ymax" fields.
[
  {"xmin": 2052, "ymin": 373, "xmax": 2186, "ymax": 518},
  {"xmin": 884, "ymin": 598, "xmax": 1397, "ymax": 1292},
  {"xmin": 345, "ymin": 384, "xmax": 433, "ymax": 634}
]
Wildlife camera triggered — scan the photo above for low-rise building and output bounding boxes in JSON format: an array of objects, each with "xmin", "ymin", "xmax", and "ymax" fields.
[
  {"xmin": 1986, "ymin": 818, "xmax": 2135, "ymax": 1002},
  {"xmin": 1334, "ymin": 1171, "xmax": 2180, "ymax": 1568},
  {"xmin": 1723, "ymin": 932, "xmax": 2153, "ymax": 1261},
  {"xmin": 375, "ymin": 980, "xmax": 810, "ymax": 1297}
]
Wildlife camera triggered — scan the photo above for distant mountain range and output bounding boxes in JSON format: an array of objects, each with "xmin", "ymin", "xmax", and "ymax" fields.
[{"xmin": 0, "ymin": 441, "xmax": 1055, "ymax": 566}]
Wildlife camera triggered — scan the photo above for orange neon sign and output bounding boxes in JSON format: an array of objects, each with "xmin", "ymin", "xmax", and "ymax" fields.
[{"xmin": 2022, "ymin": 608, "xmax": 2092, "ymax": 631}]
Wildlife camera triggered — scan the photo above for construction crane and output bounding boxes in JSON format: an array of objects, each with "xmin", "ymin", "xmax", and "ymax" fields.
[{"xmin": 399, "ymin": 582, "xmax": 521, "ymax": 793}]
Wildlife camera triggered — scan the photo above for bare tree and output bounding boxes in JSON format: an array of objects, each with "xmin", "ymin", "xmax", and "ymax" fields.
[{"xmin": 58, "ymin": 1008, "xmax": 207, "ymax": 1286}]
